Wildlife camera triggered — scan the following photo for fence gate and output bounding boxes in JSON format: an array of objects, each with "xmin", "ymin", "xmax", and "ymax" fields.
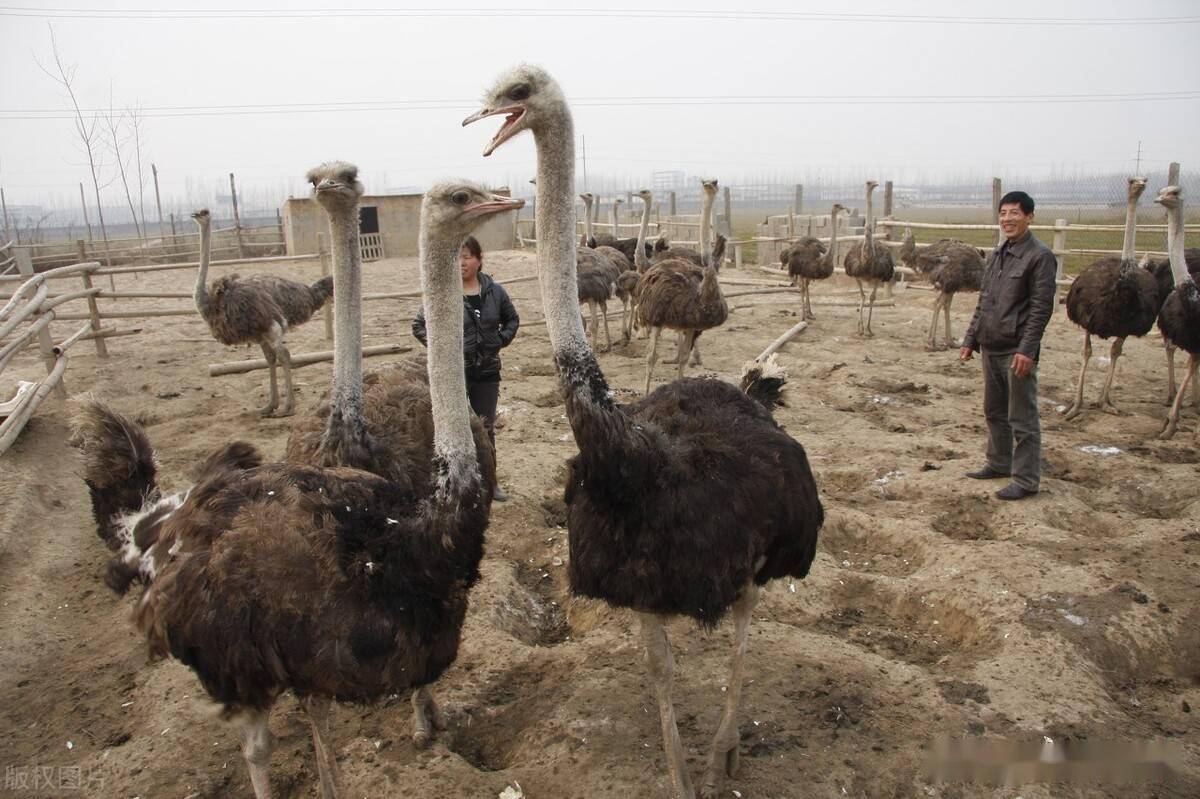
[{"xmin": 359, "ymin": 233, "xmax": 385, "ymax": 262}]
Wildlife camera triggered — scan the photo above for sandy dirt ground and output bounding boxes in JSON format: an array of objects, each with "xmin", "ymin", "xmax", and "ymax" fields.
[{"xmin": 1, "ymin": 249, "xmax": 1197, "ymax": 799}]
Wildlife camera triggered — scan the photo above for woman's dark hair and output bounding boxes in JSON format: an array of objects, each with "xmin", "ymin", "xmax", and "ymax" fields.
[
  {"xmin": 998, "ymin": 191, "xmax": 1035, "ymax": 214},
  {"xmin": 460, "ymin": 235, "xmax": 483, "ymax": 260}
]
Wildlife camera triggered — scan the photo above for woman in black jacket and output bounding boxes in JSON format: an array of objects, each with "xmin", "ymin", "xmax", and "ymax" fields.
[{"xmin": 412, "ymin": 235, "xmax": 519, "ymax": 499}]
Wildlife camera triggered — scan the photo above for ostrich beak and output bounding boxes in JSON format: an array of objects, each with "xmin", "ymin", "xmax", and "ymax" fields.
[
  {"xmin": 462, "ymin": 105, "xmax": 526, "ymax": 157},
  {"xmin": 463, "ymin": 195, "xmax": 525, "ymax": 221}
]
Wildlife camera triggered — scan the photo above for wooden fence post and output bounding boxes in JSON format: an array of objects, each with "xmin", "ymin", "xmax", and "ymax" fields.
[
  {"xmin": 794, "ymin": 184, "xmax": 803, "ymax": 216},
  {"xmin": 229, "ymin": 172, "xmax": 246, "ymax": 258},
  {"xmin": 318, "ymin": 232, "xmax": 333, "ymax": 341},
  {"xmin": 668, "ymin": 191, "xmax": 676, "ymax": 216},
  {"xmin": 0, "ymin": 187, "xmax": 10, "ymax": 246},
  {"xmin": 77, "ymin": 239, "xmax": 108, "ymax": 357},
  {"xmin": 883, "ymin": 181, "xmax": 895, "ymax": 241},
  {"xmin": 15, "ymin": 248, "xmax": 66, "ymax": 398},
  {"xmin": 1052, "ymin": 219, "xmax": 1068, "ymax": 281},
  {"xmin": 1167, "ymin": 161, "xmax": 1180, "ymax": 186},
  {"xmin": 152, "ymin": 163, "xmax": 168, "ymax": 258},
  {"xmin": 276, "ymin": 208, "xmax": 285, "ymax": 253}
]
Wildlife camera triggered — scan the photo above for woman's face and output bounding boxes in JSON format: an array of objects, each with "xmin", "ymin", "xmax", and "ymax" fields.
[{"xmin": 460, "ymin": 247, "xmax": 482, "ymax": 281}]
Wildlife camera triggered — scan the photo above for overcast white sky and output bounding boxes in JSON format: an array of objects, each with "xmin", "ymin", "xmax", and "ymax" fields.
[{"xmin": 2, "ymin": 0, "xmax": 1198, "ymax": 213}]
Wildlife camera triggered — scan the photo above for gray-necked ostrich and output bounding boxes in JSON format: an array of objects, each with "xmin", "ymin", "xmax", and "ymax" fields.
[
  {"xmin": 72, "ymin": 180, "xmax": 518, "ymax": 799},
  {"xmin": 192, "ymin": 208, "xmax": 333, "ymax": 417},
  {"xmin": 898, "ymin": 229, "xmax": 985, "ymax": 350},
  {"xmin": 1061, "ymin": 177, "xmax": 1162, "ymax": 419},
  {"xmin": 467, "ymin": 64, "xmax": 822, "ymax": 799},
  {"xmin": 781, "ymin": 202, "xmax": 845, "ymax": 320},
  {"xmin": 581, "ymin": 192, "xmax": 641, "ymax": 344},
  {"xmin": 842, "ymin": 180, "xmax": 895, "ymax": 337},
  {"xmin": 1153, "ymin": 185, "xmax": 1200, "ymax": 439},
  {"xmin": 1149, "ymin": 246, "xmax": 1200, "ymax": 405}
]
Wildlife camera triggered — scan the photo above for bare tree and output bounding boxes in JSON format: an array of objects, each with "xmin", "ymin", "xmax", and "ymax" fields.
[
  {"xmin": 101, "ymin": 84, "xmax": 143, "ymax": 243},
  {"xmin": 128, "ymin": 102, "xmax": 151, "ymax": 239},
  {"xmin": 38, "ymin": 25, "xmax": 113, "ymax": 266}
]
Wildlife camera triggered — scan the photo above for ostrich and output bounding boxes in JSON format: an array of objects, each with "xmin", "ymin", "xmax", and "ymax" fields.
[
  {"xmin": 578, "ymin": 245, "xmax": 619, "ymax": 352},
  {"xmin": 1061, "ymin": 177, "xmax": 1161, "ymax": 419},
  {"xmin": 191, "ymin": 208, "xmax": 333, "ymax": 417},
  {"xmin": 1153, "ymin": 185, "xmax": 1200, "ymax": 439},
  {"xmin": 781, "ymin": 202, "xmax": 845, "ymax": 321},
  {"xmin": 466, "ymin": 64, "xmax": 822, "ymax": 799},
  {"xmin": 842, "ymin": 180, "xmax": 895, "ymax": 337},
  {"xmin": 1149, "ymin": 247, "xmax": 1200, "ymax": 405},
  {"xmin": 72, "ymin": 180, "xmax": 518, "ymax": 799},
  {"xmin": 581, "ymin": 195, "xmax": 640, "ymax": 345},
  {"xmin": 898, "ymin": 229, "xmax": 985, "ymax": 350}
]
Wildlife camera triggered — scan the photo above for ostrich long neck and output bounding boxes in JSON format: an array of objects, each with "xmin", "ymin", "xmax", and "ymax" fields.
[
  {"xmin": 327, "ymin": 206, "xmax": 365, "ymax": 431},
  {"xmin": 634, "ymin": 196, "xmax": 651, "ymax": 271},
  {"xmin": 1121, "ymin": 188, "xmax": 1140, "ymax": 261},
  {"xmin": 420, "ymin": 221, "xmax": 478, "ymax": 495},
  {"xmin": 535, "ymin": 111, "xmax": 619, "ymax": 419},
  {"xmin": 699, "ymin": 189, "xmax": 714, "ymax": 265},
  {"xmin": 192, "ymin": 220, "xmax": 212, "ymax": 316},
  {"xmin": 828, "ymin": 207, "xmax": 841, "ymax": 266},
  {"xmin": 864, "ymin": 186, "xmax": 876, "ymax": 256},
  {"xmin": 1165, "ymin": 200, "xmax": 1191, "ymax": 285}
]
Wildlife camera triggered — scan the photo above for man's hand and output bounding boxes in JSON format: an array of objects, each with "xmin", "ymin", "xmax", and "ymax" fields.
[
  {"xmin": 959, "ymin": 346, "xmax": 974, "ymax": 362},
  {"xmin": 1011, "ymin": 353, "xmax": 1034, "ymax": 378}
]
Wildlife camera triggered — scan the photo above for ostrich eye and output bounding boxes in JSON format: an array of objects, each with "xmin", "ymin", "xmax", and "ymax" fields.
[
  {"xmin": 507, "ymin": 83, "xmax": 531, "ymax": 102},
  {"xmin": 451, "ymin": 191, "xmax": 470, "ymax": 205}
]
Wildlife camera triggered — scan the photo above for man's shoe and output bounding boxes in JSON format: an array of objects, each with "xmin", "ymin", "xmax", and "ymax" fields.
[
  {"xmin": 966, "ymin": 466, "xmax": 1010, "ymax": 480},
  {"xmin": 995, "ymin": 483, "xmax": 1037, "ymax": 501},
  {"xmin": 492, "ymin": 483, "xmax": 508, "ymax": 502}
]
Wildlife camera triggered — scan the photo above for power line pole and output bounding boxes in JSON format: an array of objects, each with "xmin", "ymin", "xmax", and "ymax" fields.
[{"xmin": 580, "ymin": 134, "xmax": 588, "ymax": 191}]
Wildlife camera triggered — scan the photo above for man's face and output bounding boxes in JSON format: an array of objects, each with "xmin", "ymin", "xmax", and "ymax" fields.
[{"xmin": 998, "ymin": 203, "xmax": 1032, "ymax": 242}]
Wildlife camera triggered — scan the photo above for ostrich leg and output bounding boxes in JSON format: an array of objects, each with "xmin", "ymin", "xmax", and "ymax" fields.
[
  {"xmin": 599, "ymin": 299, "xmax": 612, "ymax": 352},
  {"xmin": 942, "ymin": 292, "xmax": 956, "ymax": 348},
  {"xmin": 644, "ymin": 326, "xmax": 662, "ymax": 394},
  {"xmin": 802, "ymin": 278, "xmax": 815, "ymax": 321},
  {"xmin": 237, "ymin": 708, "xmax": 275, "ymax": 799},
  {"xmin": 639, "ymin": 613, "xmax": 695, "ymax": 799},
  {"xmin": 1160, "ymin": 354, "xmax": 1198, "ymax": 439},
  {"xmin": 276, "ymin": 341, "xmax": 296, "ymax": 417},
  {"xmin": 410, "ymin": 686, "xmax": 447, "ymax": 749},
  {"xmin": 258, "ymin": 341, "xmax": 280, "ymax": 417},
  {"xmin": 1062, "ymin": 333, "xmax": 1093, "ymax": 420},
  {"xmin": 303, "ymin": 696, "xmax": 343, "ymax": 799},
  {"xmin": 699, "ymin": 584, "xmax": 760, "ymax": 799},
  {"xmin": 1163, "ymin": 340, "xmax": 1177, "ymax": 405},
  {"xmin": 855, "ymin": 279, "xmax": 866, "ymax": 335},
  {"xmin": 689, "ymin": 333, "xmax": 702, "ymax": 366},
  {"xmin": 676, "ymin": 331, "xmax": 695, "ymax": 380},
  {"xmin": 586, "ymin": 300, "xmax": 599, "ymax": 348},
  {"xmin": 864, "ymin": 284, "xmax": 879, "ymax": 338},
  {"xmin": 1096, "ymin": 337, "xmax": 1126, "ymax": 415},
  {"xmin": 925, "ymin": 293, "xmax": 944, "ymax": 350}
]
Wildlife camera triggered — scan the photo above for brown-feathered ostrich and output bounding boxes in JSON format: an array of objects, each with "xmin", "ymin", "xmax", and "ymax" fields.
[
  {"xmin": 578, "ymin": 245, "xmax": 619, "ymax": 352},
  {"xmin": 781, "ymin": 202, "xmax": 845, "ymax": 320},
  {"xmin": 192, "ymin": 208, "xmax": 333, "ymax": 417},
  {"xmin": 1061, "ymin": 177, "xmax": 1162, "ymax": 419},
  {"xmin": 899, "ymin": 229, "xmax": 986, "ymax": 350},
  {"xmin": 466, "ymin": 64, "xmax": 822, "ymax": 799},
  {"xmin": 1153, "ymin": 185, "xmax": 1200, "ymax": 439},
  {"xmin": 72, "ymin": 180, "xmax": 518, "ymax": 799},
  {"xmin": 842, "ymin": 180, "xmax": 895, "ymax": 337},
  {"xmin": 652, "ymin": 179, "xmax": 725, "ymax": 268}
]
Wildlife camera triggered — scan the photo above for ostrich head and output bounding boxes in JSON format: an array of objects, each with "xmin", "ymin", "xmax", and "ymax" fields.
[
  {"xmin": 580, "ymin": 192, "xmax": 594, "ymax": 205},
  {"xmin": 635, "ymin": 189, "xmax": 652, "ymax": 205},
  {"xmin": 463, "ymin": 64, "xmax": 565, "ymax": 157},
  {"xmin": 308, "ymin": 161, "xmax": 364, "ymax": 213},
  {"xmin": 832, "ymin": 203, "xmax": 845, "ymax": 215},
  {"xmin": 190, "ymin": 208, "xmax": 211, "ymax": 227},
  {"xmin": 1127, "ymin": 176, "xmax": 1148, "ymax": 202},
  {"xmin": 421, "ymin": 182, "xmax": 525, "ymax": 236},
  {"xmin": 1154, "ymin": 185, "xmax": 1181, "ymax": 210},
  {"xmin": 701, "ymin": 178, "xmax": 719, "ymax": 197},
  {"xmin": 865, "ymin": 180, "xmax": 879, "ymax": 193}
]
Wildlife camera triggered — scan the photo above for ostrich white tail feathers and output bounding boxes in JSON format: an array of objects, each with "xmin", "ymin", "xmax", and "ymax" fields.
[{"xmin": 739, "ymin": 354, "xmax": 788, "ymax": 411}]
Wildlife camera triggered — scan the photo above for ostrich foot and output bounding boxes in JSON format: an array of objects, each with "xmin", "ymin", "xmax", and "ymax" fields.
[
  {"xmin": 410, "ymin": 688, "xmax": 446, "ymax": 749},
  {"xmin": 1099, "ymin": 399, "xmax": 1126, "ymax": 417},
  {"xmin": 804, "ymin": 310, "xmax": 816, "ymax": 321},
  {"xmin": 1158, "ymin": 417, "xmax": 1180, "ymax": 440},
  {"xmin": 663, "ymin": 357, "xmax": 679, "ymax": 365},
  {"xmin": 699, "ymin": 742, "xmax": 739, "ymax": 798},
  {"xmin": 1060, "ymin": 403, "xmax": 1085, "ymax": 421},
  {"xmin": 258, "ymin": 403, "xmax": 279, "ymax": 417}
]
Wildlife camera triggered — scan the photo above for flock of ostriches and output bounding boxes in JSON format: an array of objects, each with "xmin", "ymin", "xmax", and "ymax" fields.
[{"xmin": 66, "ymin": 65, "xmax": 1197, "ymax": 799}]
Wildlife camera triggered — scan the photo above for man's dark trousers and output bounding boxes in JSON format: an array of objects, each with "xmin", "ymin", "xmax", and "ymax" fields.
[{"xmin": 982, "ymin": 351, "xmax": 1040, "ymax": 491}]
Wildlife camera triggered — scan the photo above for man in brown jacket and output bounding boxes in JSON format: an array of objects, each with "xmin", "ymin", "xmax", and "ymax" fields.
[{"xmin": 960, "ymin": 190, "xmax": 1058, "ymax": 501}]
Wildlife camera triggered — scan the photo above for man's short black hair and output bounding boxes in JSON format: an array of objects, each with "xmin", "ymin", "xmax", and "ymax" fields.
[{"xmin": 998, "ymin": 191, "xmax": 1034, "ymax": 214}]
